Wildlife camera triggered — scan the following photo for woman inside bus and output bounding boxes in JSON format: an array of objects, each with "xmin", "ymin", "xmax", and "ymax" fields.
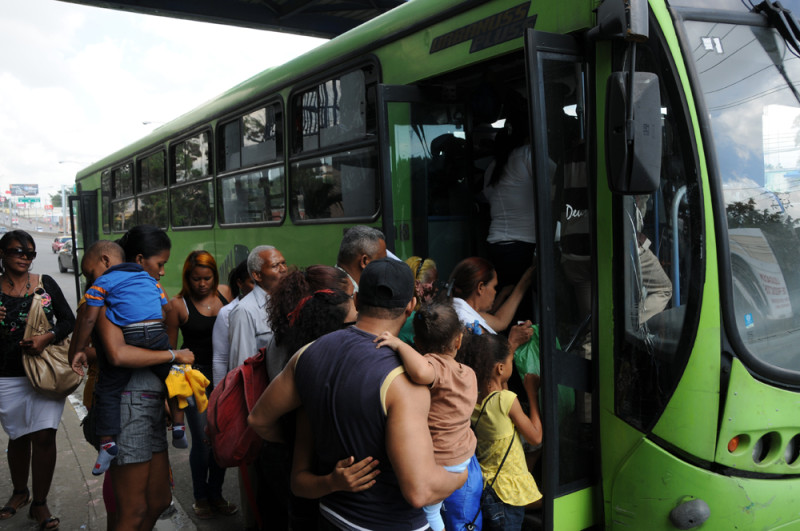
[
  {"xmin": 165, "ymin": 250, "xmax": 236, "ymax": 520},
  {"xmin": 94, "ymin": 225, "xmax": 193, "ymax": 530},
  {"xmin": 448, "ymin": 256, "xmax": 533, "ymax": 353},
  {"xmin": 0, "ymin": 230, "xmax": 75, "ymax": 531},
  {"xmin": 483, "ymin": 95, "xmax": 538, "ymax": 323}
]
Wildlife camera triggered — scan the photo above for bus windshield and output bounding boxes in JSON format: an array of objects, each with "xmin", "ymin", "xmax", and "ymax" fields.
[{"xmin": 682, "ymin": 8, "xmax": 800, "ymax": 373}]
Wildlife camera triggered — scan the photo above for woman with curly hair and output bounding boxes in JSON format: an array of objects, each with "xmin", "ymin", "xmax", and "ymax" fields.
[
  {"xmin": 255, "ymin": 265, "xmax": 354, "ymax": 529},
  {"xmin": 265, "ymin": 265, "xmax": 351, "ymax": 381}
]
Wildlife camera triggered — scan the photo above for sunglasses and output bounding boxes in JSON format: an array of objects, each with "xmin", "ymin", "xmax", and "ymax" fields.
[{"xmin": 3, "ymin": 248, "xmax": 37, "ymax": 260}]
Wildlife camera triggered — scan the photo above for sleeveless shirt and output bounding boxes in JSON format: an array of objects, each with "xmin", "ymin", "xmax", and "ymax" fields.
[
  {"xmin": 179, "ymin": 292, "xmax": 228, "ymax": 369},
  {"xmin": 295, "ymin": 326, "xmax": 426, "ymax": 530}
]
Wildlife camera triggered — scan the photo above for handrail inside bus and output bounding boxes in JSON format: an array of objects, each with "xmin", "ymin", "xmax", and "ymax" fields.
[{"xmin": 671, "ymin": 185, "xmax": 687, "ymax": 306}]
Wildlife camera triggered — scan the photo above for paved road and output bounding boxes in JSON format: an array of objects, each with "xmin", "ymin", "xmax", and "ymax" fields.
[{"xmin": 0, "ymin": 227, "xmax": 243, "ymax": 530}]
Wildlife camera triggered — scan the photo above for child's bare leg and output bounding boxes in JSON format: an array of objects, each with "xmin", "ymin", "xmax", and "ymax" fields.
[{"xmin": 168, "ymin": 398, "xmax": 188, "ymax": 449}]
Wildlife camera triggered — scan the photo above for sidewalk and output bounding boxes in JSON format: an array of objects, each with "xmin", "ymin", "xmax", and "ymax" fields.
[{"xmin": 0, "ymin": 387, "xmax": 197, "ymax": 531}]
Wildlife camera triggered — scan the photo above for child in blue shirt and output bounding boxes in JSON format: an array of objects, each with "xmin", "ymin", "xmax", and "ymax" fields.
[{"xmin": 72, "ymin": 240, "xmax": 189, "ymax": 475}]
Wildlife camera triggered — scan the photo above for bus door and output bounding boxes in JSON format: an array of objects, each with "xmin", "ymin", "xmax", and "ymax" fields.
[
  {"xmin": 525, "ymin": 29, "xmax": 598, "ymax": 530},
  {"xmin": 68, "ymin": 189, "xmax": 99, "ymax": 301},
  {"xmin": 378, "ymin": 85, "xmax": 481, "ymax": 275}
]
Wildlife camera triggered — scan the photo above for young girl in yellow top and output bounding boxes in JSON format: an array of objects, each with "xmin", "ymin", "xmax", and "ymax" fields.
[{"xmin": 462, "ymin": 332, "xmax": 542, "ymax": 531}]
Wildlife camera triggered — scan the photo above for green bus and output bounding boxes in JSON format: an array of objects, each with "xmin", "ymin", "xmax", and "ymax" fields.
[{"xmin": 70, "ymin": 0, "xmax": 800, "ymax": 528}]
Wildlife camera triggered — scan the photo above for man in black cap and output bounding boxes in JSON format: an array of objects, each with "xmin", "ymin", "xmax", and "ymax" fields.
[{"xmin": 249, "ymin": 258, "xmax": 466, "ymax": 529}]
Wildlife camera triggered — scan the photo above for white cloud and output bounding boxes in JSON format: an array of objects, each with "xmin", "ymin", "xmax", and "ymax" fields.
[{"xmin": 0, "ymin": 0, "xmax": 324, "ymax": 199}]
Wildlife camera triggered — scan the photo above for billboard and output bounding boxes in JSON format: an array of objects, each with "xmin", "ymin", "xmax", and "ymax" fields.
[{"xmin": 10, "ymin": 184, "xmax": 38, "ymax": 196}]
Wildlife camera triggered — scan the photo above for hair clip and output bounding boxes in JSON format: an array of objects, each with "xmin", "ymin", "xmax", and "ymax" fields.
[{"xmin": 466, "ymin": 320, "xmax": 482, "ymax": 335}]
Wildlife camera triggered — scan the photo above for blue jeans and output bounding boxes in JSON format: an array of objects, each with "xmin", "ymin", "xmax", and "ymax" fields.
[
  {"xmin": 184, "ymin": 374, "xmax": 227, "ymax": 501},
  {"xmin": 481, "ymin": 485, "xmax": 524, "ymax": 531},
  {"xmin": 424, "ymin": 458, "xmax": 471, "ymax": 531},
  {"xmin": 442, "ymin": 454, "xmax": 484, "ymax": 531}
]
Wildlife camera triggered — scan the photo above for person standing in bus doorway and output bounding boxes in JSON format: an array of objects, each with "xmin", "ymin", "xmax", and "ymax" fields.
[
  {"xmin": 483, "ymin": 95, "xmax": 538, "ymax": 323},
  {"xmin": 227, "ymin": 245, "xmax": 288, "ymax": 368},
  {"xmin": 335, "ymin": 225, "xmax": 387, "ymax": 293}
]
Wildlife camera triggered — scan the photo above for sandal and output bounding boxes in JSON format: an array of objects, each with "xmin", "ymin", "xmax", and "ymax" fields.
[
  {"xmin": 28, "ymin": 499, "xmax": 59, "ymax": 530},
  {"xmin": 210, "ymin": 498, "xmax": 239, "ymax": 516},
  {"xmin": 0, "ymin": 488, "xmax": 31, "ymax": 520},
  {"xmin": 192, "ymin": 500, "xmax": 215, "ymax": 520}
]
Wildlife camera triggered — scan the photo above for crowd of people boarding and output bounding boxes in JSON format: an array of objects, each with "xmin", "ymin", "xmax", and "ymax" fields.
[{"xmin": 0, "ymin": 221, "xmax": 545, "ymax": 531}]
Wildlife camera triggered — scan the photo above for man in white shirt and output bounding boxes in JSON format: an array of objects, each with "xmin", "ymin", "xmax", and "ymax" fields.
[{"xmin": 227, "ymin": 245, "xmax": 287, "ymax": 369}]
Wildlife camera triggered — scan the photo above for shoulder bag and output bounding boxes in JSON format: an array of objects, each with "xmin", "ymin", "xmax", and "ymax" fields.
[{"xmin": 21, "ymin": 277, "xmax": 81, "ymax": 399}]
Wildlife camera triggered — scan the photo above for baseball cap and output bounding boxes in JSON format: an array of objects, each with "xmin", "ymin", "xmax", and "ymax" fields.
[{"xmin": 358, "ymin": 257, "xmax": 415, "ymax": 308}]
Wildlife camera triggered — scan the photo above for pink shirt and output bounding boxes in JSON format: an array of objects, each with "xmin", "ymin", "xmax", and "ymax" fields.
[{"xmin": 426, "ymin": 353, "xmax": 478, "ymax": 466}]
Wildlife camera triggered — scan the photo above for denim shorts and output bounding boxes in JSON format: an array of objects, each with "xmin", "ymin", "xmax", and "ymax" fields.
[
  {"xmin": 481, "ymin": 485, "xmax": 525, "ymax": 531},
  {"xmin": 116, "ymin": 390, "xmax": 167, "ymax": 465}
]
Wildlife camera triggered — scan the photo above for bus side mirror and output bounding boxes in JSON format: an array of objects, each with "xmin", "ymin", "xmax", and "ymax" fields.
[
  {"xmin": 589, "ymin": 0, "xmax": 649, "ymax": 42},
  {"xmin": 605, "ymin": 71, "xmax": 662, "ymax": 194}
]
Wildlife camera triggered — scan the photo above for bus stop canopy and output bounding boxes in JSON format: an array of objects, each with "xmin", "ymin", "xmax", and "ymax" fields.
[{"xmin": 56, "ymin": 0, "xmax": 408, "ymax": 39}]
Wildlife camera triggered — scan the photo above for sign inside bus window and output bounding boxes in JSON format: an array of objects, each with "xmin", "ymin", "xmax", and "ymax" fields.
[{"xmin": 429, "ymin": 2, "xmax": 536, "ymax": 54}]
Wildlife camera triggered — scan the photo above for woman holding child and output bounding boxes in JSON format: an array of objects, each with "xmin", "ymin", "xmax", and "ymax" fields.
[
  {"xmin": 94, "ymin": 225, "xmax": 194, "ymax": 530},
  {"xmin": 0, "ymin": 230, "xmax": 75, "ymax": 530}
]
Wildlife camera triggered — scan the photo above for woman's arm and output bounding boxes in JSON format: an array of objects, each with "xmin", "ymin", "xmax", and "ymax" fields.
[
  {"xmin": 291, "ymin": 407, "xmax": 380, "ymax": 499},
  {"xmin": 508, "ymin": 374, "xmax": 542, "ymax": 446},
  {"xmin": 96, "ymin": 307, "xmax": 194, "ymax": 368},
  {"xmin": 164, "ymin": 297, "xmax": 184, "ymax": 349},
  {"xmin": 42, "ymin": 274, "xmax": 76, "ymax": 342},
  {"xmin": 481, "ymin": 266, "xmax": 533, "ymax": 332}
]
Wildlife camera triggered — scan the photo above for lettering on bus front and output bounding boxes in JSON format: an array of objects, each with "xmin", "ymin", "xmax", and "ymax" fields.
[{"xmin": 429, "ymin": 2, "xmax": 536, "ymax": 54}]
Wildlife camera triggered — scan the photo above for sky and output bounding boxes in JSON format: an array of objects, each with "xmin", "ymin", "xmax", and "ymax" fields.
[{"xmin": 0, "ymin": 0, "xmax": 325, "ymax": 205}]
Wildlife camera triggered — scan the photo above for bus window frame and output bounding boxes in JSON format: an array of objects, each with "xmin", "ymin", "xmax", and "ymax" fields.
[
  {"xmin": 671, "ymin": 6, "xmax": 800, "ymax": 387},
  {"xmin": 101, "ymin": 169, "xmax": 112, "ymax": 234},
  {"xmin": 169, "ymin": 128, "xmax": 215, "ymax": 230},
  {"xmin": 110, "ymin": 160, "xmax": 136, "ymax": 233},
  {"xmin": 217, "ymin": 98, "xmax": 285, "ymax": 174},
  {"xmin": 216, "ymin": 98, "xmax": 287, "ymax": 228},
  {"xmin": 216, "ymin": 163, "xmax": 287, "ymax": 227},
  {"xmin": 137, "ymin": 149, "xmax": 167, "ymax": 195},
  {"xmin": 287, "ymin": 58, "xmax": 383, "ymax": 226}
]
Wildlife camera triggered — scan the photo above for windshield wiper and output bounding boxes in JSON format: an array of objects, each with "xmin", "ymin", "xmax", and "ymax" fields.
[
  {"xmin": 755, "ymin": 1, "xmax": 800, "ymax": 55},
  {"xmin": 754, "ymin": 1, "xmax": 800, "ymax": 104}
]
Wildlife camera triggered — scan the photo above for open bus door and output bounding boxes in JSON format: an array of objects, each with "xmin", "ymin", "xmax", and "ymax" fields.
[
  {"xmin": 67, "ymin": 190, "xmax": 99, "ymax": 304},
  {"xmin": 377, "ymin": 84, "xmax": 484, "ymax": 275},
  {"xmin": 525, "ymin": 29, "xmax": 599, "ymax": 530}
]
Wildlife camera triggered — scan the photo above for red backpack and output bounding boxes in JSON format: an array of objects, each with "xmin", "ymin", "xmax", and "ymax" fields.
[{"xmin": 206, "ymin": 348, "xmax": 268, "ymax": 468}]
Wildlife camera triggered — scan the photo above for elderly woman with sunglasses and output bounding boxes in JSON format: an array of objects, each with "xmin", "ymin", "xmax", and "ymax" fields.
[{"xmin": 0, "ymin": 230, "xmax": 75, "ymax": 530}]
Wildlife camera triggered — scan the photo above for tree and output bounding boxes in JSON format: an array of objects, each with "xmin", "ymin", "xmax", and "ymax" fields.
[{"xmin": 50, "ymin": 193, "xmax": 62, "ymax": 208}]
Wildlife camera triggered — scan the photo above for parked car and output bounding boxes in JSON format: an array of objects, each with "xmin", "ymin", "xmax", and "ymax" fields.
[
  {"xmin": 52, "ymin": 236, "xmax": 71, "ymax": 253},
  {"xmin": 57, "ymin": 240, "xmax": 74, "ymax": 273},
  {"xmin": 35, "ymin": 226, "xmax": 44, "ymax": 232}
]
